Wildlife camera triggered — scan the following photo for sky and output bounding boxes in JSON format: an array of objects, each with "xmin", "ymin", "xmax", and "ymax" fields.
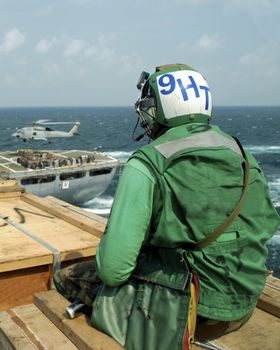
[{"xmin": 0, "ymin": 0, "xmax": 280, "ymax": 107}]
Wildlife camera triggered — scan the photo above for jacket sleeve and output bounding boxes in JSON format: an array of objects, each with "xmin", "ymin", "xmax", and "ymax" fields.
[{"xmin": 96, "ymin": 158, "xmax": 156, "ymax": 286}]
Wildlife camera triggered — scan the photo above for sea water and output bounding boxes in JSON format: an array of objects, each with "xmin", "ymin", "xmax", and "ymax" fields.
[{"xmin": 0, "ymin": 106, "xmax": 279, "ymax": 276}]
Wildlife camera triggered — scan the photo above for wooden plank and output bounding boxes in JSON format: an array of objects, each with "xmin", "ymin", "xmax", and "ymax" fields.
[
  {"xmin": 0, "ymin": 310, "xmax": 35, "ymax": 350},
  {"xmin": 210, "ymin": 308, "xmax": 280, "ymax": 350},
  {"xmin": 193, "ymin": 309, "xmax": 280, "ymax": 350},
  {"xmin": 0, "ymin": 222, "xmax": 52, "ymax": 273},
  {"xmin": 266, "ymin": 274, "xmax": 280, "ymax": 288},
  {"xmin": 46, "ymin": 196, "xmax": 107, "ymax": 225},
  {"xmin": 0, "ymin": 197, "xmax": 99, "ymax": 273},
  {"xmin": 0, "ymin": 180, "xmax": 18, "ymax": 187},
  {"xmin": 0, "ymin": 265, "xmax": 50, "ymax": 311},
  {"xmin": 257, "ymin": 275, "xmax": 280, "ymax": 318},
  {"xmin": 0, "ymin": 303, "xmax": 80, "ymax": 350},
  {"xmin": 13, "ymin": 197, "xmax": 99, "ymax": 262},
  {"xmin": 0, "ymin": 191, "xmax": 24, "ymax": 199},
  {"xmin": 21, "ymin": 193, "xmax": 106, "ymax": 238},
  {"xmin": 0, "ymin": 180, "xmax": 24, "ymax": 200},
  {"xmin": 0, "ymin": 180, "xmax": 24, "ymax": 193},
  {"xmin": 8, "ymin": 304, "xmax": 79, "ymax": 349},
  {"xmin": 34, "ymin": 290, "xmax": 124, "ymax": 350}
]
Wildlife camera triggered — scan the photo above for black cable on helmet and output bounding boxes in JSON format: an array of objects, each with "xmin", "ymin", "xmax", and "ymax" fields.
[{"xmin": 132, "ymin": 118, "xmax": 146, "ymax": 141}]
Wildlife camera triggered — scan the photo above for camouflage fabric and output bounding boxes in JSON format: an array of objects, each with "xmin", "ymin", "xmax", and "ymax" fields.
[{"xmin": 53, "ymin": 259, "xmax": 102, "ymax": 307}]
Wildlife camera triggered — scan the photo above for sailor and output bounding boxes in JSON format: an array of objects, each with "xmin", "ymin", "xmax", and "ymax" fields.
[{"xmin": 54, "ymin": 64, "xmax": 280, "ymax": 350}]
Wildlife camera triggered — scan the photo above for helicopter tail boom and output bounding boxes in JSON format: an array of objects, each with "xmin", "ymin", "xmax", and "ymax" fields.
[{"xmin": 69, "ymin": 122, "xmax": 80, "ymax": 136}]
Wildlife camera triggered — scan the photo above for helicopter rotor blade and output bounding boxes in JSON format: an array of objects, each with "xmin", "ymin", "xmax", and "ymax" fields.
[
  {"xmin": 40, "ymin": 121, "xmax": 80, "ymax": 125},
  {"xmin": 33, "ymin": 119, "xmax": 51, "ymax": 126}
]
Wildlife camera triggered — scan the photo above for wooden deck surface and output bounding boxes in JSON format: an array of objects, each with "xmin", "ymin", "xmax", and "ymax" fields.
[
  {"xmin": 0, "ymin": 278, "xmax": 279, "ymax": 350},
  {"xmin": 0, "ymin": 290, "xmax": 123, "ymax": 350}
]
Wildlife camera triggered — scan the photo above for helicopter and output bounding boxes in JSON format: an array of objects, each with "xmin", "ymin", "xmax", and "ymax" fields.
[{"xmin": 12, "ymin": 119, "xmax": 80, "ymax": 142}]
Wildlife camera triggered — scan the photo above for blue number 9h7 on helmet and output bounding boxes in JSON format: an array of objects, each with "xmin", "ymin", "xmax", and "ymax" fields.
[{"xmin": 135, "ymin": 64, "xmax": 212, "ymax": 139}]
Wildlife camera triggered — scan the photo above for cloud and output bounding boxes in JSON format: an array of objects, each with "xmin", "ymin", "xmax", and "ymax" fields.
[
  {"xmin": 3, "ymin": 75, "xmax": 15, "ymax": 86},
  {"xmin": 93, "ymin": 33, "xmax": 116, "ymax": 65},
  {"xmin": 238, "ymin": 40, "xmax": 280, "ymax": 66},
  {"xmin": 226, "ymin": 0, "xmax": 277, "ymax": 8},
  {"xmin": 160, "ymin": 0, "xmax": 211, "ymax": 8},
  {"xmin": 44, "ymin": 62, "xmax": 61, "ymax": 75},
  {"xmin": 64, "ymin": 39, "xmax": 87, "ymax": 57},
  {"xmin": 96, "ymin": 46, "xmax": 116, "ymax": 66},
  {"xmin": 66, "ymin": 0, "xmax": 93, "ymax": 6},
  {"xmin": 238, "ymin": 41, "xmax": 280, "ymax": 78},
  {"xmin": 34, "ymin": 32, "xmax": 132, "ymax": 71},
  {"xmin": 83, "ymin": 45, "xmax": 97, "ymax": 58},
  {"xmin": 62, "ymin": 34, "xmax": 116, "ymax": 65},
  {"xmin": 195, "ymin": 35, "xmax": 222, "ymax": 50},
  {"xmin": 120, "ymin": 54, "xmax": 142, "ymax": 72},
  {"xmin": 36, "ymin": 37, "xmax": 57, "ymax": 54},
  {"xmin": 0, "ymin": 28, "xmax": 25, "ymax": 52},
  {"xmin": 222, "ymin": 0, "xmax": 280, "ymax": 17},
  {"xmin": 98, "ymin": 33, "xmax": 116, "ymax": 46},
  {"xmin": 238, "ymin": 53, "xmax": 264, "ymax": 65},
  {"xmin": 15, "ymin": 59, "xmax": 28, "ymax": 67},
  {"xmin": 33, "ymin": 5, "xmax": 53, "ymax": 17}
]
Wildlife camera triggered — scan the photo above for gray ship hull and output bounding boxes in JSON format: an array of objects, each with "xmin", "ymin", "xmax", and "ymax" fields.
[
  {"xmin": 0, "ymin": 149, "xmax": 120, "ymax": 205},
  {"xmin": 21, "ymin": 167, "xmax": 116, "ymax": 204}
]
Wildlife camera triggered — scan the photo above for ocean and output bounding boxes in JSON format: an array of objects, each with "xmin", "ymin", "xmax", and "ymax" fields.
[{"xmin": 0, "ymin": 106, "xmax": 279, "ymax": 277}]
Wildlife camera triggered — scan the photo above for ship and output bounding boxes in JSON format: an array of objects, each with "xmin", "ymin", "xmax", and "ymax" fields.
[{"xmin": 0, "ymin": 148, "xmax": 120, "ymax": 204}]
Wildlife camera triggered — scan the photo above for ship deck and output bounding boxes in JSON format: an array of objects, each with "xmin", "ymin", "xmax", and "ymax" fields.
[{"xmin": 0, "ymin": 149, "xmax": 118, "ymax": 176}]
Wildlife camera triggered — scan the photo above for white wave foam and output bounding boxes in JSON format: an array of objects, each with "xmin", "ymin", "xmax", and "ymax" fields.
[
  {"xmin": 107, "ymin": 151, "xmax": 133, "ymax": 162},
  {"xmin": 245, "ymin": 145, "xmax": 280, "ymax": 154},
  {"xmin": 269, "ymin": 178, "xmax": 280, "ymax": 184},
  {"xmin": 84, "ymin": 207, "xmax": 111, "ymax": 215},
  {"xmin": 82, "ymin": 196, "xmax": 113, "ymax": 217},
  {"xmin": 84, "ymin": 196, "xmax": 114, "ymax": 208},
  {"xmin": 268, "ymin": 178, "xmax": 280, "ymax": 207},
  {"xmin": 268, "ymin": 234, "xmax": 280, "ymax": 245}
]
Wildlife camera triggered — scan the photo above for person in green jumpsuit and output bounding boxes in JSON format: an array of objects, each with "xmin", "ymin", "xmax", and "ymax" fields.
[{"xmin": 54, "ymin": 64, "xmax": 280, "ymax": 350}]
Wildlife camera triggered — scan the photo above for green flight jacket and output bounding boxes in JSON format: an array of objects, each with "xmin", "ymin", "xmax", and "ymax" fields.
[
  {"xmin": 93, "ymin": 123, "xmax": 279, "ymax": 349},
  {"xmin": 131, "ymin": 123, "xmax": 279, "ymax": 321}
]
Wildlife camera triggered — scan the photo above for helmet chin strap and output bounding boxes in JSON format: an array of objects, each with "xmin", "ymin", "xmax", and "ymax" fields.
[
  {"xmin": 133, "ymin": 102, "xmax": 154, "ymax": 141},
  {"xmin": 135, "ymin": 133, "xmax": 146, "ymax": 142},
  {"xmin": 132, "ymin": 118, "xmax": 147, "ymax": 141}
]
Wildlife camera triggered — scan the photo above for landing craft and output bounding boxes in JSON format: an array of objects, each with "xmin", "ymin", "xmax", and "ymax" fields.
[{"xmin": 12, "ymin": 119, "xmax": 80, "ymax": 142}]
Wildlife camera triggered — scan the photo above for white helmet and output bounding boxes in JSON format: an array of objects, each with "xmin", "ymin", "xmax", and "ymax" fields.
[{"xmin": 135, "ymin": 64, "xmax": 212, "ymax": 138}]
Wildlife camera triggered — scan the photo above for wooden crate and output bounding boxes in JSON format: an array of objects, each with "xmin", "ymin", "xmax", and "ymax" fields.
[{"xmin": 0, "ymin": 183, "xmax": 106, "ymax": 311}]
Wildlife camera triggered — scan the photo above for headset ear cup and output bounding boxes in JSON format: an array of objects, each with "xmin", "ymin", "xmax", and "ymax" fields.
[{"xmin": 135, "ymin": 70, "xmax": 160, "ymax": 138}]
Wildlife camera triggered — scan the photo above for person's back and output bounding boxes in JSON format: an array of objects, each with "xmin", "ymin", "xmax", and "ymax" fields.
[
  {"xmin": 54, "ymin": 63, "xmax": 280, "ymax": 349},
  {"xmin": 132, "ymin": 121, "xmax": 278, "ymax": 322}
]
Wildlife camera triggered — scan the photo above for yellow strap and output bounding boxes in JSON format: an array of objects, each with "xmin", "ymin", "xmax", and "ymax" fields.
[{"xmin": 187, "ymin": 281, "xmax": 198, "ymax": 348}]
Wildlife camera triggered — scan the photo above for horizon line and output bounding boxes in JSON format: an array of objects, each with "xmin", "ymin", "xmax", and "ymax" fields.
[{"xmin": 0, "ymin": 105, "xmax": 280, "ymax": 109}]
